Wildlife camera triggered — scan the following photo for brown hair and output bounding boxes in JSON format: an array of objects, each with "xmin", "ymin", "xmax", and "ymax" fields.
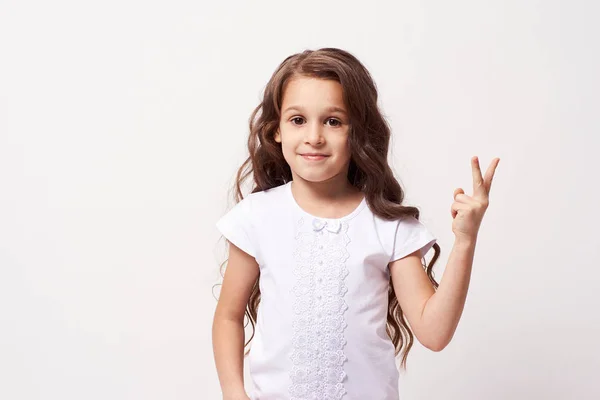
[{"xmin": 217, "ymin": 47, "xmax": 441, "ymax": 369}]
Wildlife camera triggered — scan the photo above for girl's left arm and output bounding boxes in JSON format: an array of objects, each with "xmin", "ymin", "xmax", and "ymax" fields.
[{"xmin": 390, "ymin": 156, "xmax": 500, "ymax": 351}]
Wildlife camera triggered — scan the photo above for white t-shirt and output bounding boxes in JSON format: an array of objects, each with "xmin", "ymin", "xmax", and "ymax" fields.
[{"xmin": 216, "ymin": 181, "xmax": 436, "ymax": 400}]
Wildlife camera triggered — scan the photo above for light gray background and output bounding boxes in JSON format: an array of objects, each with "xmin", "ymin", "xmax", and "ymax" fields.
[{"xmin": 1, "ymin": 0, "xmax": 598, "ymax": 399}]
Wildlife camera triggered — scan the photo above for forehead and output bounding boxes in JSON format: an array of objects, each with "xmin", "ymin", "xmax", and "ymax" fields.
[{"xmin": 281, "ymin": 76, "xmax": 346, "ymax": 111}]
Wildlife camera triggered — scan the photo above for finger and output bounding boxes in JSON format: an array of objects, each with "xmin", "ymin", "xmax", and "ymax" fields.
[
  {"xmin": 451, "ymin": 201, "xmax": 470, "ymax": 211},
  {"xmin": 452, "ymin": 189, "xmax": 465, "ymax": 218},
  {"xmin": 471, "ymin": 156, "xmax": 485, "ymax": 196},
  {"xmin": 451, "ymin": 201, "xmax": 469, "ymax": 218},
  {"xmin": 454, "ymin": 193, "xmax": 478, "ymax": 204},
  {"xmin": 484, "ymin": 157, "xmax": 500, "ymax": 193}
]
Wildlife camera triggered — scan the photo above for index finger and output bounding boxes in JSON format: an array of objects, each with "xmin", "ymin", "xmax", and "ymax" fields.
[{"xmin": 471, "ymin": 156, "xmax": 485, "ymax": 195}]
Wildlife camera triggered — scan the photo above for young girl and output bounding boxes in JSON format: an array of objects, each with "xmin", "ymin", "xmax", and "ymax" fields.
[{"xmin": 212, "ymin": 48, "xmax": 499, "ymax": 400}]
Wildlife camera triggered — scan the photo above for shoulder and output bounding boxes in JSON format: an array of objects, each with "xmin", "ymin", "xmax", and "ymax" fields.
[
  {"xmin": 243, "ymin": 182, "xmax": 289, "ymax": 210},
  {"xmin": 220, "ymin": 183, "xmax": 290, "ymax": 224},
  {"xmin": 370, "ymin": 212, "xmax": 435, "ymax": 259},
  {"xmin": 372, "ymin": 212, "xmax": 424, "ymax": 231},
  {"xmin": 370, "ymin": 212, "xmax": 411, "ymax": 235}
]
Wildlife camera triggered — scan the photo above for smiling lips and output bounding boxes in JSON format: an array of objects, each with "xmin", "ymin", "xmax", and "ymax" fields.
[{"xmin": 300, "ymin": 153, "xmax": 329, "ymax": 161}]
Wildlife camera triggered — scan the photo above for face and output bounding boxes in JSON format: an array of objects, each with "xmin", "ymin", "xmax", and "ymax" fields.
[{"xmin": 274, "ymin": 76, "xmax": 352, "ymax": 184}]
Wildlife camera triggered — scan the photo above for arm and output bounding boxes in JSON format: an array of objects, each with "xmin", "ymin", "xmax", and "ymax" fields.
[
  {"xmin": 212, "ymin": 241, "xmax": 260, "ymax": 399},
  {"xmin": 389, "ymin": 237, "xmax": 476, "ymax": 351},
  {"xmin": 390, "ymin": 156, "xmax": 499, "ymax": 351}
]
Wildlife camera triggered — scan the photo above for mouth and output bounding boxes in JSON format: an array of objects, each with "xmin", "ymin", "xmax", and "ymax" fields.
[{"xmin": 299, "ymin": 153, "xmax": 329, "ymax": 161}]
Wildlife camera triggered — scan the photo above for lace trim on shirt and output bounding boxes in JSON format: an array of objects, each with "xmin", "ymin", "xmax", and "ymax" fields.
[{"xmin": 289, "ymin": 217, "xmax": 350, "ymax": 400}]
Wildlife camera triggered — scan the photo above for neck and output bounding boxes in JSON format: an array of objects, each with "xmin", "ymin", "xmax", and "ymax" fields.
[{"xmin": 290, "ymin": 171, "xmax": 360, "ymax": 204}]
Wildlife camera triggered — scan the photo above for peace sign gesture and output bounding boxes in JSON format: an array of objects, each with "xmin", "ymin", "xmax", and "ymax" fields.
[{"xmin": 451, "ymin": 156, "xmax": 500, "ymax": 243}]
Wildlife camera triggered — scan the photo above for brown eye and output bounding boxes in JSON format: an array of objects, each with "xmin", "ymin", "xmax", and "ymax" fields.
[
  {"xmin": 327, "ymin": 118, "xmax": 341, "ymax": 127},
  {"xmin": 291, "ymin": 117, "xmax": 304, "ymax": 125}
]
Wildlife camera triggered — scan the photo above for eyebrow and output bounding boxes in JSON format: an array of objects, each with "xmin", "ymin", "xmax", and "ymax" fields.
[{"xmin": 283, "ymin": 105, "xmax": 348, "ymax": 115}]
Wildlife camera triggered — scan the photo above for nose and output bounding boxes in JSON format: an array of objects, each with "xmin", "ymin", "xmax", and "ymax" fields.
[{"xmin": 304, "ymin": 121, "xmax": 324, "ymax": 145}]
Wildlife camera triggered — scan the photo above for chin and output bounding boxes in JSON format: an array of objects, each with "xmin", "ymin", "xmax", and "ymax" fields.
[{"xmin": 293, "ymin": 170, "xmax": 338, "ymax": 183}]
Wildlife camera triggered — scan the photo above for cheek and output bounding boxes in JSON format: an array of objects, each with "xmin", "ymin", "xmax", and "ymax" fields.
[
  {"xmin": 281, "ymin": 141, "xmax": 297, "ymax": 161},
  {"xmin": 335, "ymin": 137, "xmax": 351, "ymax": 158}
]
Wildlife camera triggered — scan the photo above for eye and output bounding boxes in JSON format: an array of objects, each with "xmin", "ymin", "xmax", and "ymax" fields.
[
  {"xmin": 289, "ymin": 117, "xmax": 342, "ymax": 126},
  {"xmin": 326, "ymin": 118, "xmax": 342, "ymax": 127}
]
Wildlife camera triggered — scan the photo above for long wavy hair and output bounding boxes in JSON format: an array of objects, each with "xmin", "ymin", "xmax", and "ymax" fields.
[{"xmin": 217, "ymin": 47, "xmax": 441, "ymax": 369}]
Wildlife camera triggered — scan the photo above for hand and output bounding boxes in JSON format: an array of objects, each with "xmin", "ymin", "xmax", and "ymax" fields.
[{"xmin": 451, "ymin": 156, "xmax": 500, "ymax": 242}]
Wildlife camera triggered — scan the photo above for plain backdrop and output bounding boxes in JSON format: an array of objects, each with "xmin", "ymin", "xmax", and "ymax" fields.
[{"xmin": 1, "ymin": 0, "xmax": 599, "ymax": 399}]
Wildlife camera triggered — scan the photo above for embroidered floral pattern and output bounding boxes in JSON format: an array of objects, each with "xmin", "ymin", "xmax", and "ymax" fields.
[{"xmin": 290, "ymin": 216, "xmax": 351, "ymax": 400}]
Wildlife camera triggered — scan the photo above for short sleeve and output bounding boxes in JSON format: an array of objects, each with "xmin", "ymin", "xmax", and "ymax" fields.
[
  {"xmin": 389, "ymin": 216, "xmax": 437, "ymax": 263},
  {"xmin": 215, "ymin": 197, "xmax": 256, "ymax": 258}
]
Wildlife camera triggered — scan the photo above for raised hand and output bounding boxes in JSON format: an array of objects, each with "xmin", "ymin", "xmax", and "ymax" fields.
[{"xmin": 451, "ymin": 156, "xmax": 500, "ymax": 243}]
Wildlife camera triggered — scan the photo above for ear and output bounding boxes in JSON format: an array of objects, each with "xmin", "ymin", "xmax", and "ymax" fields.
[{"xmin": 274, "ymin": 129, "xmax": 281, "ymax": 143}]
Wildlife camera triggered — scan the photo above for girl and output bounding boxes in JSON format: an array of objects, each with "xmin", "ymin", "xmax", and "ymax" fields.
[{"xmin": 212, "ymin": 48, "xmax": 499, "ymax": 400}]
